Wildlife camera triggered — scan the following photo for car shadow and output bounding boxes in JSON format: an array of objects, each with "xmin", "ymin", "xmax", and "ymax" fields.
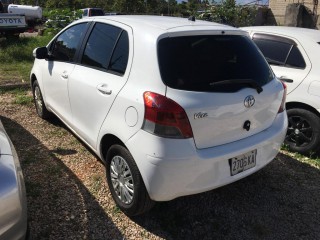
[
  {"xmin": 1, "ymin": 116, "xmax": 123, "ymax": 239},
  {"xmin": 2, "ymin": 114, "xmax": 320, "ymax": 239},
  {"xmin": 133, "ymin": 153, "xmax": 320, "ymax": 239}
]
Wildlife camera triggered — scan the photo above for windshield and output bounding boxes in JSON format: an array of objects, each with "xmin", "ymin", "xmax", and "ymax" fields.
[
  {"xmin": 90, "ymin": 9, "xmax": 104, "ymax": 16},
  {"xmin": 158, "ymin": 35, "xmax": 274, "ymax": 92}
]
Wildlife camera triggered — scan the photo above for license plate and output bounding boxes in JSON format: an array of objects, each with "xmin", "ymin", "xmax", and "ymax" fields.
[{"xmin": 229, "ymin": 150, "xmax": 257, "ymax": 176}]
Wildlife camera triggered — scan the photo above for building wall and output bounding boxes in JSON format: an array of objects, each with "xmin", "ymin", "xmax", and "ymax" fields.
[{"xmin": 269, "ymin": 0, "xmax": 320, "ymax": 28}]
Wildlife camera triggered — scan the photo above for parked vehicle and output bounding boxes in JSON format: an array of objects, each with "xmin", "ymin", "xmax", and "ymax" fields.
[
  {"xmin": 0, "ymin": 13, "xmax": 27, "ymax": 37},
  {"xmin": 242, "ymin": 26, "xmax": 320, "ymax": 155},
  {"xmin": 30, "ymin": 16, "xmax": 287, "ymax": 216},
  {"xmin": 7, "ymin": 4, "xmax": 42, "ymax": 22},
  {"xmin": 0, "ymin": 4, "xmax": 42, "ymax": 37},
  {"xmin": 81, "ymin": 8, "xmax": 104, "ymax": 18},
  {"xmin": 0, "ymin": 118, "xmax": 28, "ymax": 239}
]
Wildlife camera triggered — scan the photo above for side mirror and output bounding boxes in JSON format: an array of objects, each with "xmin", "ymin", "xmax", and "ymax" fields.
[{"xmin": 33, "ymin": 47, "xmax": 49, "ymax": 59}]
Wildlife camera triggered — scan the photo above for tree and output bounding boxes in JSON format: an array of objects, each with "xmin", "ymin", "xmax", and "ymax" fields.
[
  {"xmin": 113, "ymin": 0, "xmax": 146, "ymax": 13},
  {"xmin": 187, "ymin": 0, "xmax": 200, "ymax": 15},
  {"xmin": 198, "ymin": 0, "xmax": 257, "ymax": 27}
]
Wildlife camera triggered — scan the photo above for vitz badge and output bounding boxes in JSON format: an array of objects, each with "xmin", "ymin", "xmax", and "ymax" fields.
[{"xmin": 194, "ymin": 112, "xmax": 208, "ymax": 119}]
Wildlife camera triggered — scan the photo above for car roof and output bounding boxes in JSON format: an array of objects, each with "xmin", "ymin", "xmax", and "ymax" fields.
[
  {"xmin": 84, "ymin": 15, "xmax": 237, "ymax": 32},
  {"xmin": 241, "ymin": 26, "xmax": 320, "ymax": 42}
]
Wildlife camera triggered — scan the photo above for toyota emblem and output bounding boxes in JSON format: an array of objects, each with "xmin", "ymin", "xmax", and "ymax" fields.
[{"xmin": 244, "ymin": 95, "xmax": 255, "ymax": 108}]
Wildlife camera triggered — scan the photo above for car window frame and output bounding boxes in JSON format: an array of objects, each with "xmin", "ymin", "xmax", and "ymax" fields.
[
  {"xmin": 47, "ymin": 22, "xmax": 91, "ymax": 63},
  {"xmin": 252, "ymin": 33, "xmax": 306, "ymax": 70},
  {"xmin": 78, "ymin": 21, "xmax": 130, "ymax": 77}
]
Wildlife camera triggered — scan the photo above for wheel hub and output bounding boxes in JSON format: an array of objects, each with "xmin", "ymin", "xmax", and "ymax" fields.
[
  {"xmin": 110, "ymin": 156, "xmax": 134, "ymax": 205},
  {"xmin": 286, "ymin": 114, "xmax": 313, "ymax": 147}
]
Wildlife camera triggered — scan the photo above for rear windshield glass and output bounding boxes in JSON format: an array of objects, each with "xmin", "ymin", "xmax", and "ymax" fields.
[
  {"xmin": 158, "ymin": 35, "xmax": 274, "ymax": 92},
  {"xmin": 91, "ymin": 9, "xmax": 104, "ymax": 16}
]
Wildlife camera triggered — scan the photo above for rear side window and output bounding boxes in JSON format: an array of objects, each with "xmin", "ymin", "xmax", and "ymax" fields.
[
  {"xmin": 109, "ymin": 31, "xmax": 129, "ymax": 74},
  {"xmin": 81, "ymin": 23, "xmax": 129, "ymax": 75},
  {"xmin": 286, "ymin": 45, "xmax": 306, "ymax": 68},
  {"xmin": 253, "ymin": 37, "xmax": 306, "ymax": 69},
  {"xmin": 254, "ymin": 39, "xmax": 291, "ymax": 64},
  {"xmin": 158, "ymin": 35, "xmax": 273, "ymax": 92},
  {"xmin": 51, "ymin": 23, "xmax": 87, "ymax": 62}
]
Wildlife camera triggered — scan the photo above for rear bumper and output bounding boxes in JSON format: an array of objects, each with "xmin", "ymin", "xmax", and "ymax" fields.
[{"xmin": 126, "ymin": 111, "xmax": 288, "ymax": 201}]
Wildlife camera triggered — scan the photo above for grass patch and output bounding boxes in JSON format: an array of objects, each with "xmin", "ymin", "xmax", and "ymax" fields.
[
  {"xmin": 281, "ymin": 144, "xmax": 320, "ymax": 169},
  {"xmin": 5, "ymin": 88, "xmax": 34, "ymax": 105},
  {"xmin": 14, "ymin": 94, "xmax": 33, "ymax": 105},
  {"xmin": 0, "ymin": 35, "xmax": 52, "ymax": 85},
  {"xmin": 91, "ymin": 174, "xmax": 103, "ymax": 194}
]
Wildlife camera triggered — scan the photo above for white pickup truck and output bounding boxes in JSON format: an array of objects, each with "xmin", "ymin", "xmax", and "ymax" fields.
[
  {"xmin": 0, "ymin": 13, "xmax": 27, "ymax": 37},
  {"xmin": 0, "ymin": 4, "xmax": 42, "ymax": 38}
]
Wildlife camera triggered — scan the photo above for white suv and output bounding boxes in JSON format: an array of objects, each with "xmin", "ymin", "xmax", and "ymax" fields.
[
  {"xmin": 31, "ymin": 16, "xmax": 287, "ymax": 216},
  {"xmin": 242, "ymin": 26, "xmax": 320, "ymax": 155}
]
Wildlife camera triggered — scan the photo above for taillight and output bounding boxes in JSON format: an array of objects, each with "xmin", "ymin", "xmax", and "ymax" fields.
[
  {"xmin": 142, "ymin": 92, "xmax": 193, "ymax": 139},
  {"xmin": 278, "ymin": 81, "xmax": 287, "ymax": 113}
]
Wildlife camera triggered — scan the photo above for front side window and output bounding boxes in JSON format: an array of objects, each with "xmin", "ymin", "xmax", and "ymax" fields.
[
  {"xmin": 51, "ymin": 23, "xmax": 87, "ymax": 62},
  {"xmin": 82, "ymin": 23, "xmax": 129, "ymax": 75},
  {"xmin": 158, "ymin": 35, "xmax": 274, "ymax": 92}
]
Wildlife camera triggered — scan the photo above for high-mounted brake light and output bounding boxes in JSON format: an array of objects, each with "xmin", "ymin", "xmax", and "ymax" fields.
[
  {"xmin": 142, "ymin": 92, "xmax": 193, "ymax": 139},
  {"xmin": 278, "ymin": 81, "xmax": 287, "ymax": 113}
]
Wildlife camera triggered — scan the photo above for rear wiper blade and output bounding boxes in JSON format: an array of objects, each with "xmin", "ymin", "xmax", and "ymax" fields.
[{"xmin": 209, "ymin": 79, "xmax": 263, "ymax": 94}]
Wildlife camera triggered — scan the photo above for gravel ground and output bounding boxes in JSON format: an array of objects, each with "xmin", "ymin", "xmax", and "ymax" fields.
[{"xmin": 0, "ymin": 90, "xmax": 319, "ymax": 240}]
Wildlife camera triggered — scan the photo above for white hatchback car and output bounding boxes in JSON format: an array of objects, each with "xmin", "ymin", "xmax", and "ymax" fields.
[
  {"xmin": 242, "ymin": 26, "xmax": 320, "ymax": 155},
  {"xmin": 31, "ymin": 16, "xmax": 287, "ymax": 216}
]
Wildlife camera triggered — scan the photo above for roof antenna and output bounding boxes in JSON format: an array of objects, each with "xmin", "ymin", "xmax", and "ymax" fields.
[{"xmin": 188, "ymin": 16, "xmax": 195, "ymax": 22}]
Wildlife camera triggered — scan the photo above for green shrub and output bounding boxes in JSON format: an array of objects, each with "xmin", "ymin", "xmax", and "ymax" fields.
[
  {"xmin": 0, "ymin": 35, "xmax": 52, "ymax": 84},
  {"xmin": 44, "ymin": 9, "xmax": 82, "ymax": 35},
  {"xmin": 198, "ymin": 0, "xmax": 257, "ymax": 27}
]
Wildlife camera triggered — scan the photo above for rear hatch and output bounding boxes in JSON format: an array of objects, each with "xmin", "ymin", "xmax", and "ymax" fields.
[{"xmin": 158, "ymin": 32, "xmax": 284, "ymax": 149}]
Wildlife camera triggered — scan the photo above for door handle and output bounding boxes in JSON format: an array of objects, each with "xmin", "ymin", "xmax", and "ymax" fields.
[
  {"xmin": 279, "ymin": 76, "xmax": 293, "ymax": 83},
  {"xmin": 61, "ymin": 71, "xmax": 68, "ymax": 79},
  {"xmin": 97, "ymin": 84, "xmax": 112, "ymax": 95}
]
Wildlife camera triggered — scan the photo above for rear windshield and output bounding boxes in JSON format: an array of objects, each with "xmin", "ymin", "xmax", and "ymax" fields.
[
  {"xmin": 90, "ymin": 9, "xmax": 104, "ymax": 16},
  {"xmin": 158, "ymin": 35, "xmax": 274, "ymax": 92}
]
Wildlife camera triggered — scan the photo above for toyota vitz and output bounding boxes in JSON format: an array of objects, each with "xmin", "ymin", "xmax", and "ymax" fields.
[{"xmin": 30, "ymin": 16, "xmax": 288, "ymax": 216}]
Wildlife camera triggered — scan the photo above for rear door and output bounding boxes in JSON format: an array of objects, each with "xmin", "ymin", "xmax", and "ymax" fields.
[
  {"xmin": 158, "ymin": 33, "xmax": 284, "ymax": 149},
  {"xmin": 251, "ymin": 33, "xmax": 311, "ymax": 94},
  {"xmin": 68, "ymin": 21, "xmax": 132, "ymax": 147}
]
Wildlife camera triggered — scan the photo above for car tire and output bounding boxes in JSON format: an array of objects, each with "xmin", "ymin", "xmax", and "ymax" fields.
[
  {"xmin": 32, "ymin": 80, "xmax": 52, "ymax": 119},
  {"xmin": 285, "ymin": 108, "xmax": 320, "ymax": 155},
  {"xmin": 106, "ymin": 145, "xmax": 155, "ymax": 216}
]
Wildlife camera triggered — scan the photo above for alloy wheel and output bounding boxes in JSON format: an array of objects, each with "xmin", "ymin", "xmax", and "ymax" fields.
[
  {"xmin": 286, "ymin": 115, "xmax": 313, "ymax": 147},
  {"xmin": 110, "ymin": 155, "xmax": 134, "ymax": 205},
  {"xmin": 34, "ymin": 86, "xmax": 43, "ymax": 116}
]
